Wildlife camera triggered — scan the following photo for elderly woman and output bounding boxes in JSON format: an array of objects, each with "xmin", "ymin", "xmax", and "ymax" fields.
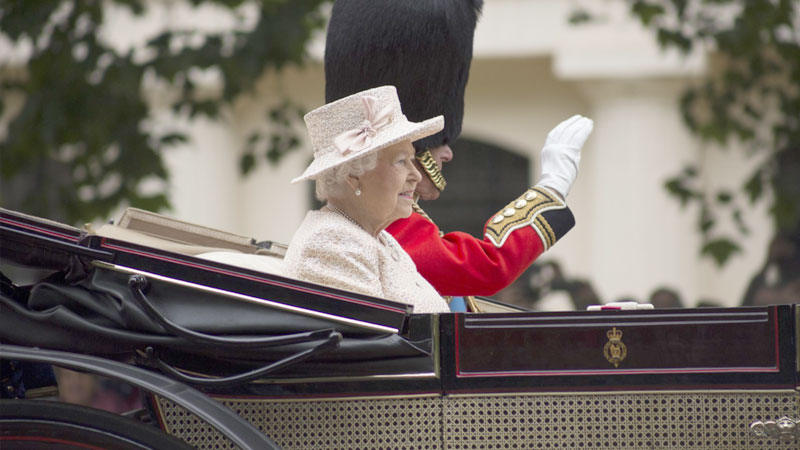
[{"xmin": 285, "ymin": 86, "xmax": 450, "ymax": 313}]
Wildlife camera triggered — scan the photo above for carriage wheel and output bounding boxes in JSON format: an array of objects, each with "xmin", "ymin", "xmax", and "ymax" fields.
[{"xmin": 0, "ymin": 400, "xmax": 193, "ymax": 450}]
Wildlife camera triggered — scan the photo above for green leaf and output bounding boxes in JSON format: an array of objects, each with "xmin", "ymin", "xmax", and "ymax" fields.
[
  {"xmin": 240, "ymin": 152, "xmax": 256, "ymax": 176},
  {"xmin": 0, "ymin": 2, "xmax": 61, "ymax": 41},
  {"xmin": 130, "ymin": 193, "xmax": 170, "ymax": 214},
  {"xmin": 772, "ymin": 190, "xmax": 800, "ymax": 231},
  {"xmin": 664, "ymin": 176, "xmax": 696, "ymax": 207},
  {"xmin": 716, "ymin": 190, "xmax": 732, "ymax": 204},
  {"xmin": 568, "ymin": 9, "xmax": 593, "ymax": 25},
  {"xmin": 699, "ymin": 207, "xmax": 715, "ymax": 233},
  {"xmin": 160, "ymin": 133, "xmax": 188, "ymax": 145},
  {"xmin": 0, "ymin": 0, "xmax": 332, "ymax": 224},
  {"xmin": 701, "ymin": 238, "xmax": 741, "ymax": 267},
  {"xmin": 266, "ymin": 146, "xmax": 281, "ymax": 164},
  {"xmin": 743, "ymin": 169, "xmax": 764, "ymax": 203},
  {"xmin": 287, "ymin": 135, "xmax": 300, "ymax": 149},
  {"xmin": 732, "ymin": 209, "xmax": 750, "ymax": 235},
  {"xmin": 611, "ymin": 0, "xmax": 800, "ymax": 266},
  {"xmin": 631, "ymin": 1, "xmax": 665, "ymax": 26},
  {"xmin": 656, "ymin": 27, "xmax": 692, "ymax": 53}
]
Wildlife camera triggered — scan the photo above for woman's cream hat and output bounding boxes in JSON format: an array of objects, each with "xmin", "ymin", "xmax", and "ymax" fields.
[{"xmin": 292, "ymin": 86, "xmax": 444, "ymax": 183}]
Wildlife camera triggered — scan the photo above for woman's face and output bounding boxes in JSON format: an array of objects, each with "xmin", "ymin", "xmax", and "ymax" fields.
[{"xmin": 358, "ymin": 140, "xmax": 422, "ymax": 230}]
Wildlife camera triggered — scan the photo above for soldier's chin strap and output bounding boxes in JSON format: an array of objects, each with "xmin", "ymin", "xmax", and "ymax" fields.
[{"xmin": 416, "ymin": 149, "xmax": 447, "ymax": 192}]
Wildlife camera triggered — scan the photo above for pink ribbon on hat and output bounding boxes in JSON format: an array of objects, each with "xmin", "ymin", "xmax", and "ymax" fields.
[{"xmin": 333, "ymin": 96, "xmax": 393, "ymax": 156}]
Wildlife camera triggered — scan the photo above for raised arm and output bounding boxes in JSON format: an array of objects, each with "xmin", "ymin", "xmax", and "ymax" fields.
[{"xmin": 387, "ymin": 115, "xmax": 592, "ymax": 296}]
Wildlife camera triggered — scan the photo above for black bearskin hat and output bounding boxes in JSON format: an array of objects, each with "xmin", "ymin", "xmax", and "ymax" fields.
[{"xmin": 325, "ymin": 0, "xmax": 483, "ymax": 153}]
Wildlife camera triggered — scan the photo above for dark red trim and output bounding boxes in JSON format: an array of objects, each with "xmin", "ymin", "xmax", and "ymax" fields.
[
  {"xmin": 0, "ymin": 436, "xmax": 108, "ymax": 450},
  {"xmin": 454, "ymin": 313, "xmax": 461, "ymax": 376},
  {"xmin": 457, "ymin": 366, "xmax": 780, "ymax": 377},
  {"xmin": 773, "ymin": 305, "xmax": 780, "ymax": 368},
  {"xmin": 454, "ymin": 310, "xmax": 782, "ymax": 378},
  {"xmin": 166, "ymin": 384, "xmax": 795, "ymax": 400},
  {"xmin": 444, "ymin": 383, "xmax": 796, "ymax": 395},
  {"xmin": 208, "ymin": 390, "xmax": 442, "ymax": 401},
  {"xmin": 101, "ymin": 241, "xmax": 407, "ymax": 314},
  {"xmin": 0, "ymin": 217, "xmax": 78, "ymax": 242},
  {"xmin": 147, "ymin": 392, "xmax": 168, "ymax": 431}
]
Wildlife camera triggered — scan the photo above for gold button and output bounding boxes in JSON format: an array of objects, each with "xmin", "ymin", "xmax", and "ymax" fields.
[
  {"xmin": 525, "ymin": 191, "xmax": 537, "ymax": 201},
  {"xmin": 492, "ymin": 215, "xmax": 504, "ymax": 224},
  {"xmin": 515, "ymin": 199, "xmax": 527, "ymax": 209},
  {"xmin": 503, "ymin": 208, "xmax": 515, "ymax": 217}
]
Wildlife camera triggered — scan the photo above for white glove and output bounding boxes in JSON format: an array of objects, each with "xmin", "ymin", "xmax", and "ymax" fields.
[{"xmin": 535, "ymin": 115, "xmax": 594, "ymax": 198}]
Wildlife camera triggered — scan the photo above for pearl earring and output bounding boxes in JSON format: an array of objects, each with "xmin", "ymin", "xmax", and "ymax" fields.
[{"xmin": 355, "ymin": 188, "xmax": 362, "ymax": 196}]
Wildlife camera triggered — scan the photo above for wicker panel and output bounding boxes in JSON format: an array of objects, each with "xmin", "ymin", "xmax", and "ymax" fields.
[
  {"xmin": 155, "ymin": 391, "xmax": 798, "ymax": 449},
  {"xmin": 442, "ymin": 391, "xmax": 799, "ymax": 449},
  {"xmin": 155, "ymin": 395, "xmax": 443, "ymax": 450}
]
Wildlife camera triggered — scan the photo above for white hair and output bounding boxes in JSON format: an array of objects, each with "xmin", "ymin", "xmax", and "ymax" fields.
[{"xmin": 314, "ymin": 152, "xmax": 379, "ymax": 201}]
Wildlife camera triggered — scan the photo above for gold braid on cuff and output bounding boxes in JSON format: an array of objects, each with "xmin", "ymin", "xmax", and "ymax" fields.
[
  {"xmin": 484, "ymin": 186, "xmax": 565, "ymax": 249},
  {"xmin": 416, "ymin": 150, "xmax": 447, "ymax": 192}
]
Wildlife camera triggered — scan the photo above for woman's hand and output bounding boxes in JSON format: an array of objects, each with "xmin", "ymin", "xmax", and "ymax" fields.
[{"xmin": 536, "ymin": 115, "xmax": 594, "ymax": 199}]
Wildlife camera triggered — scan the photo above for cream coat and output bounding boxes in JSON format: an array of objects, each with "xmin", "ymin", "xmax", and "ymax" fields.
[{"xmin": 284, "ymin": 210, "xmax": 449, "ymax": 313}]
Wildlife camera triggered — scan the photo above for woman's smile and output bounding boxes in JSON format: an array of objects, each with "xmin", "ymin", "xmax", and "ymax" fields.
[{"xmin": 399, "ymin": 190, "xmax": 415, "ymax": 200}]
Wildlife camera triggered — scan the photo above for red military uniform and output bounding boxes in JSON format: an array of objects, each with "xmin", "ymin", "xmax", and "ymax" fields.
[{"xmin": 387, "ymin": 186, "xmax": 575, "ymax": 297}]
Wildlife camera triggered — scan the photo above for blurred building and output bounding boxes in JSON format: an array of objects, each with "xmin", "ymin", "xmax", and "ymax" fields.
[{"xmin": 2, "ymin": 0, "xmax": 773, "ymax": 307}]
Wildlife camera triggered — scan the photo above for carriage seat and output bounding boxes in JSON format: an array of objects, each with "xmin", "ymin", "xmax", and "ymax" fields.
[
  {"xmin": 92, "ymin": 208, "xmax": 287, "ymax": 277},
  {"xmin": 194, "ymin": 251, "xmax": 284, "ymax": 276}
]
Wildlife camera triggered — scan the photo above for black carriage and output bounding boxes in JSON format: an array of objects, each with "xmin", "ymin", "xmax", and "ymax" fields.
[{"xmin": 1, "ymin": 207, "xmax": 797, "ymax": 449}]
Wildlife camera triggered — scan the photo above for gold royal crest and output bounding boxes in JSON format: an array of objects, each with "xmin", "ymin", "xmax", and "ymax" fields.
[{"xmin": 603, "ymin": 327, "xmax": 627, "ymax": 367}]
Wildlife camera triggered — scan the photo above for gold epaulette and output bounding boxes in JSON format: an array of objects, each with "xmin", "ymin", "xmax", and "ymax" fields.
[{"xmin": 484, "ymin": 186, "xmax": 567, "ymax": 249}]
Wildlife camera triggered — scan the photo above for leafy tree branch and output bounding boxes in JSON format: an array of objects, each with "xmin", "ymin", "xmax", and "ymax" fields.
[
  {"xmin": 0, "ymin": 0, "xmax": 329, "ymax": 224},
  {"xmin": 573, "ymin": 0, "xmax": 799, "ymax": 266}
]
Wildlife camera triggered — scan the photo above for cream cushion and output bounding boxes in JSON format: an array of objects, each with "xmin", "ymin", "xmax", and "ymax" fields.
[{"xmin": 196, "ymin": 251, "xmax": 284, "ymax": 276}]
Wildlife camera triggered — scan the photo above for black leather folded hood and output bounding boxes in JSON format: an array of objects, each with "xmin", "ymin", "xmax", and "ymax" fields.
[{"xmin": 0, "ymin": 265, "xmax": 434, "ymax": 383}]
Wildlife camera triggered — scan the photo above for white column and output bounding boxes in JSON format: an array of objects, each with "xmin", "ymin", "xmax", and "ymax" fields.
[
  {"xmin": 574, "ymin": 79, "xmax": 703, "ymax": 304},
  {"xmin": 161, "ymin": 115, "xmax": 243, "ymax": 233},
  {"xmin": 235, "ymin": 64, "xmax": 326, "ymax": 244}
]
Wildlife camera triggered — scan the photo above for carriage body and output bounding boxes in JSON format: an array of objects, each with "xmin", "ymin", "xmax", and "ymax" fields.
[{"xmin": 1, "ymin": 208, "xmax": 797, "ymax": 449}]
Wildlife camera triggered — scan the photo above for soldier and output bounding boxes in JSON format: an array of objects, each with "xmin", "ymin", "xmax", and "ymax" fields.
[{"xmin": 324, "ymin": 0, "xmax": 593, "ymax": 307}]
